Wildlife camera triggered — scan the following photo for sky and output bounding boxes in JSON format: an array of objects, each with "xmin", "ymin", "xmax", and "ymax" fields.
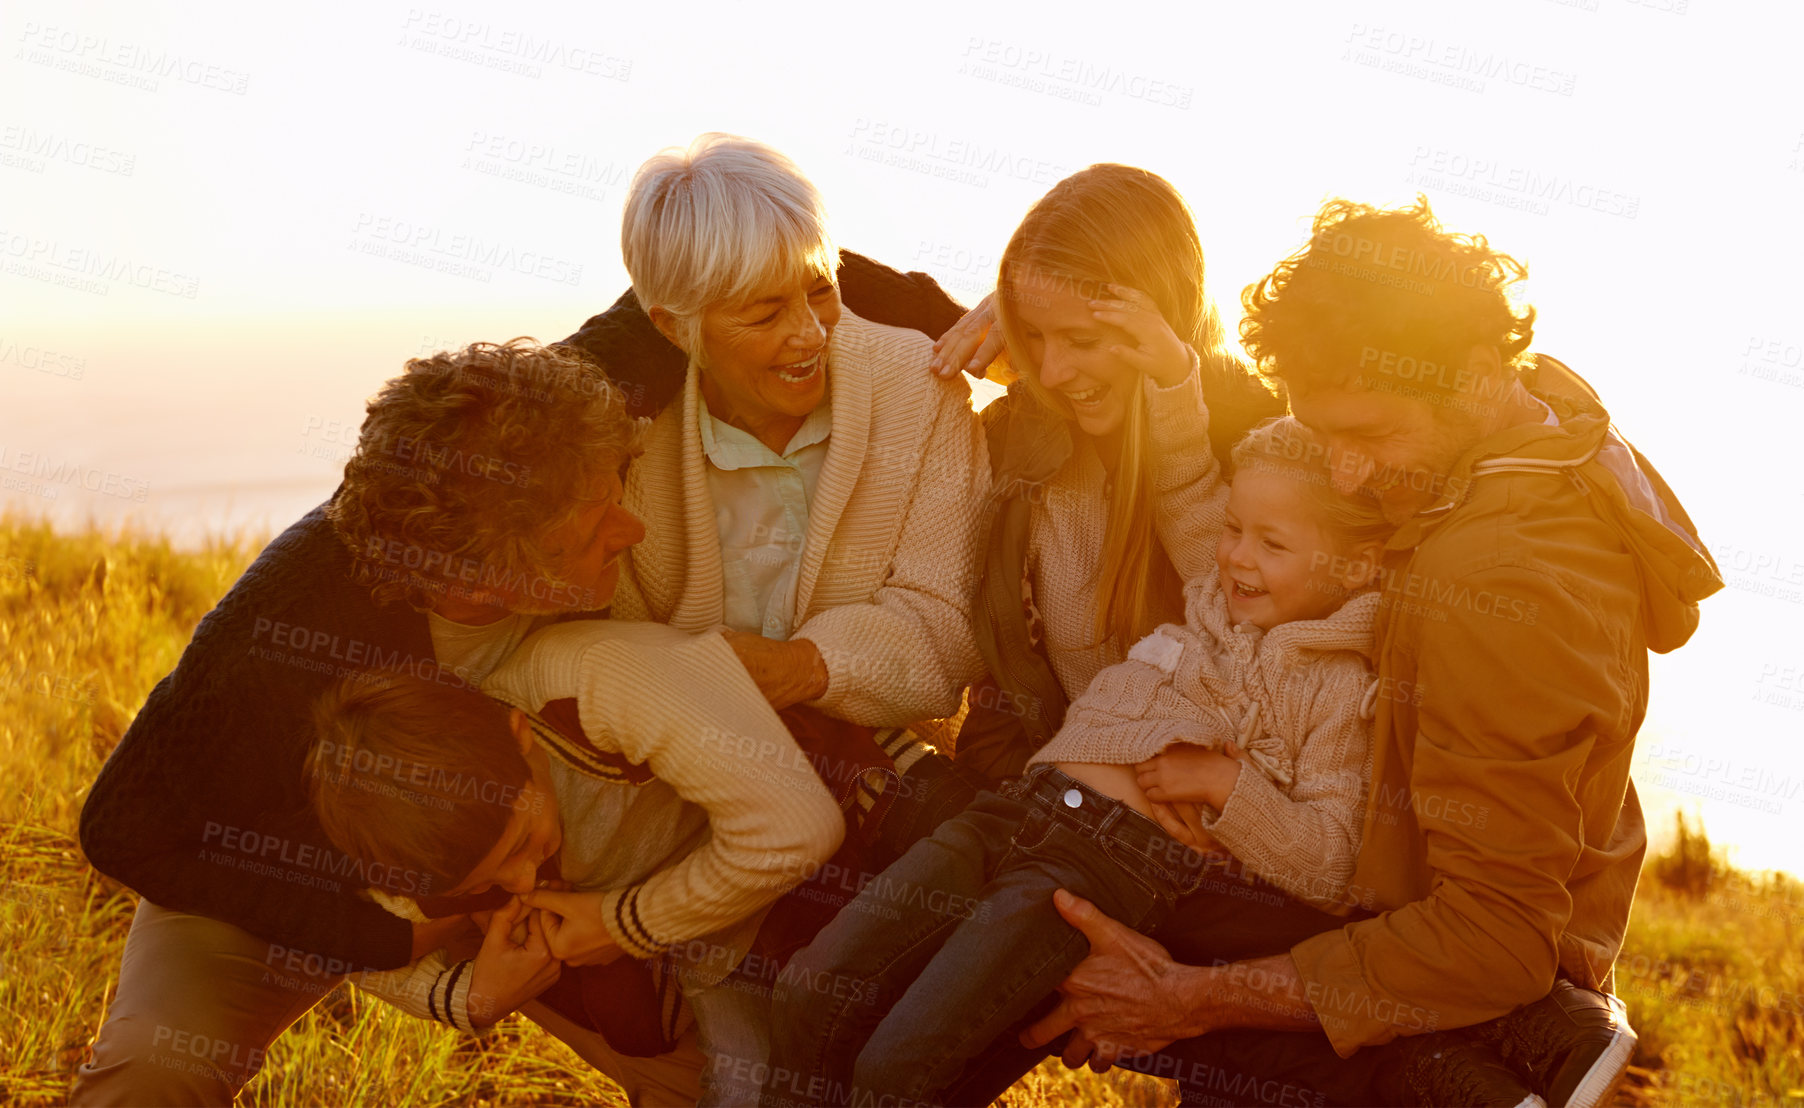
[{"xmin": 4, "ymin": 0, "xmax": 1802, "ymax": 873}]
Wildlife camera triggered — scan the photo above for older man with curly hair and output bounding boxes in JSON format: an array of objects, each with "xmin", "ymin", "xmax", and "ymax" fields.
[{"xmin": 72, "ymin": 340, "xmax": 715, "ymax": 1105}]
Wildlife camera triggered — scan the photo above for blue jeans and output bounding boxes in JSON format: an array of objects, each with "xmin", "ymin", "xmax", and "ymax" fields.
[
  {"xmin": 688, "ymin": 950, "xmax": 777, "ymax": 1108},
  {"xmin": 766, "ymin": 765, "xmax": 1211, "ymax": 1107}
]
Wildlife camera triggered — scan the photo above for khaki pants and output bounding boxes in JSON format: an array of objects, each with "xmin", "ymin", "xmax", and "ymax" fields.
[{"xmin": 70, "ymin": 899, "xmax": 705, "ymax": 1107}]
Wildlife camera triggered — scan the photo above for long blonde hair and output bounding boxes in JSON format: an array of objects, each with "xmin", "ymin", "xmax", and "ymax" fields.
[{"xmin": 995, "ymin": 164, "xmax": 1247, "ymax": 649}]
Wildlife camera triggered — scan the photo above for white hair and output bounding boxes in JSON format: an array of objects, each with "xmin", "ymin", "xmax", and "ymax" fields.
[{"xmin": 621, "ymin": 133, "xmax": 836, "ymax": 355}]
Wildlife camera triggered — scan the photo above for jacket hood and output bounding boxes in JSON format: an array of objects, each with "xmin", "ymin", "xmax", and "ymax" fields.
[{"xmin": 1397, "ymin": 355, "xmax": 1722, "ymax": 653}]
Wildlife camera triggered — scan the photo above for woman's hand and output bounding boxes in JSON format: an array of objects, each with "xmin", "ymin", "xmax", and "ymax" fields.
[
  {"xmin": 722, "ymin": 630, "xmax": 829, "ymax": 710},
  {"xmin": 519, "ymin": 887, "xmax": 625, "ymax": 967},
  {"xmin": 928, "ymin": 293, "xmax": 1004, "ymax": 379},
  {"xmin": 466, "ymin": 898, "xmax": 561, "ymax": 1028},
  {"xmin": 1089, "ymin": 284, "xmax": 1195, "ymax": 389}
]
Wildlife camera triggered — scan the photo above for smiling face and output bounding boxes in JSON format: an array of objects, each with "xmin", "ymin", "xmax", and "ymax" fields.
[
  {"xmin": 1013, "ymin": 286, "xmax": 1139, "ymax": 439},
  {"xmin": 530, "ymin": 466, "xmax": 644, "ymax": 614},
  {"xmin": 688, "ymin": 270, "xmax": 841, "ymax": 444},
  {"xmin": 1217, "ymin": 469, "xmax": 1375, "ymax": 630},
  {"xmin": 445, "ymin": 711, "xmax": 563, "ymax": 897},
  {"xmin": 1288, "ymin": 384, "xmax": 1478, "ymax": 524},
  {"xmin": 469, "ymin": 465, "xmax": 644, "ymax": 617}
]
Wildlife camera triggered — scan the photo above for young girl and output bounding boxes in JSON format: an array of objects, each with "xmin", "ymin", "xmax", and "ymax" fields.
[{"xmin": 765, "ymin": 415, "xmax": 1393, "ymax": 1108}]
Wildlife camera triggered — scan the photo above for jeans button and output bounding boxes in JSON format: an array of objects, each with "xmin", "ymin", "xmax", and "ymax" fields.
[{"xmin": 1063, "ymin": 788, "xmax": 1083, "ymax": 809}]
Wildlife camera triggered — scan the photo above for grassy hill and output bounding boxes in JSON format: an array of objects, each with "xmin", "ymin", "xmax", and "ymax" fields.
[{"xmin": 0, "ymin": 517, "xmax": 1797, "ymax": 1106}]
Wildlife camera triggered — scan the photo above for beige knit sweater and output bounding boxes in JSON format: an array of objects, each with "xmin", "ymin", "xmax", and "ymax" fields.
[
  {"xmin": 1034, "ymin": 566, "xmax": 1380, "ymax": 912},
  {"xmin": 1030, "ymin": 367, "xmax": 1226, "ymax": 704},
  {"xmin": 610, "ymin": 310, "xmax": 990, "ymax": 727},
  {"xmin": 358, "ymin": 620, "xmax": 846, "ymax": 1028}
]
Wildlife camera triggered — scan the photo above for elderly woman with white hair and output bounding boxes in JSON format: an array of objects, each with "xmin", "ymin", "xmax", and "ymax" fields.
[{"xmin": 608, "ymin": 134, "xmax": 989, "ymax": 730}]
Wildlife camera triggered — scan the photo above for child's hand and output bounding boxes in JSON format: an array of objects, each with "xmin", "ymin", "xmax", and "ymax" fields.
[
  {"xmin": 1136, "ymin": 742, "xmax": 1245, "ymax": 810},
  {"xmin": 520, "ymin": 888, "xmax": 624, "ymax": 967},
  {"xmin": 1148, "ymin": 801, "xmax": 1220, "ymax": 853},
  {"xmin": 466, "ymin": 898, "xmax": 561, "ymax": 1029}
]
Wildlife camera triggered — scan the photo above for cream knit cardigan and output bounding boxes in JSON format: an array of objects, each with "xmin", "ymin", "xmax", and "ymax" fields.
[{"xmin": 610, "ymin": 310, "xmax": 990, "ymax": 727}]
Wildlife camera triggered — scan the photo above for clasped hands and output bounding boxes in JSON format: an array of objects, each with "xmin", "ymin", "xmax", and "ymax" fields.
[
  {"xmin": 1135, "ymin": 740, "xmax": 1254, "ymax": 853},
  {"xmin": 422, "ymin": 882, "xmax": 622, "ymax": 1028}
]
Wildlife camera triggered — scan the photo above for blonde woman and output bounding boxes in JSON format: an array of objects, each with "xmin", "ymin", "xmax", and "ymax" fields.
[{"xmin": 926, "ymin": 165, "xmax": 1286, "ymax": 787}]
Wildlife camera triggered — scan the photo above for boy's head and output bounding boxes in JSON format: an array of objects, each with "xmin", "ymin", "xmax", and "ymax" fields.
[
  {"xmin": 1240, "ymin": 197, "xmax": 1536, "ymax": 521},
  {"xmin": 1220, "ymin": 418, "xmax": 1393, "ymax": 630},
  {"xmin": 305, "ymin": 673, "xmax": 562, "ymax": 898}
]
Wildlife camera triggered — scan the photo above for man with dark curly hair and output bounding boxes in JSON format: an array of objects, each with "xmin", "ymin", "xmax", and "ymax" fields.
[{"xmin": 1002, "ymin": 198, "xmax": 1724, "ymax": 1108}]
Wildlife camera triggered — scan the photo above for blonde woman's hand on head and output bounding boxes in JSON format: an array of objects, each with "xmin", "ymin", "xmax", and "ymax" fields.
[
  {"xmin": 929, "ymin": 293, "xmax": 1004, "ymax": 379},
  {"xmin": 1088, "ymin": 284, "xmax": 1195, "ymax": 389}
]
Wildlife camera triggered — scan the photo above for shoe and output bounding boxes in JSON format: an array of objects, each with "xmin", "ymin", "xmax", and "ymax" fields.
[
  {"xmin": 1489, "ymin": 980, "xmax": 1637, "ymax": 1108},
  {"xmin": 1384, "ymin": 1028, "xmax": 1547, "ymax": 1108}
]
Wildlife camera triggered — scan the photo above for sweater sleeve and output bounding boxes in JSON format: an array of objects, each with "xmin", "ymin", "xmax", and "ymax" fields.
[
  {"xmin": 797, "ymin": 372, "xmax": 991, "ymax": 726},
  {"xmin": 1031, "ymin": 624, "xmax": 1239, "ymax": 766},
  {"xmin": 1291, "ymin": 563, "xmax": 1619, "ymax": 1054},
  {"xmin": 1194, "ymin": 670, "xmax": 1373, "ymax": 912},
  {"xmin": 1145, "ymin": 363, "xmax": 1229, "ymax": 585},
  {"xmin": 553, "ymin": 626, "xmax": 847, "ymax": 959},
  {"xmin": 355, "ymin": 950, "xmax": 479, "ymax": 1034}
]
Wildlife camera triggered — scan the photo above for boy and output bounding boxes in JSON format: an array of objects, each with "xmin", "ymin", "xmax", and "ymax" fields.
[{"xmin": 307, "ymin": 618, "xmax": 845, "ymax": 1108}]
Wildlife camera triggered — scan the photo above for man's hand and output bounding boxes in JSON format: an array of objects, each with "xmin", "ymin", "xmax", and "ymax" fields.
[
  {"xmin": 519, "ymin": 887, "xmax": 625, "ymax": 967},
  {"xmin": 1024, "ymin": 891, "xmax": 1328, "ymax": 1070},
  {"xmin": 466, "ymin": 898, "xmax": 561, "ymax": 1029},
  {"xmin": 1021, "ymin": 890, "xmax": 1210, "ymax": 1069},
  {"xmin": 928, "ymin": 293, "xmax": 1003, "ymax": 379},
  {"xmin": 1136, "ymin": 741, "xmax": 1246, "ymax": 810},
  {"xmin": 722, "ymin": 630, "xmax": 829, "ymax": 710}
]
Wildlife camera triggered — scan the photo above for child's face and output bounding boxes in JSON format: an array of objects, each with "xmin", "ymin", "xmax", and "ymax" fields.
[
  {"xmin": 1217, "ymin": 469, "xmax": 1359, "ymax": 630},
  {"xmin": 447, "ymin": 747, "xmax": 563, "ymax": 897}
]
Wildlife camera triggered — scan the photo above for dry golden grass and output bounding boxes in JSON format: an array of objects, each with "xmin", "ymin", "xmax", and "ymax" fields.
[{"xmin": 1, "ymin": 516, "xmax": 1797, "ymax": 1106}]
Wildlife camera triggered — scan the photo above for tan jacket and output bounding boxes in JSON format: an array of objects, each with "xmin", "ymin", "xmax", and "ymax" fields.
[
  {"xmin": 1291, "ymin": 355, "xmax": 1723, "ymax": 1055},
  {"xmin": 610, "ymin": 310, "xmax": 990, "ymax": 727}
]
